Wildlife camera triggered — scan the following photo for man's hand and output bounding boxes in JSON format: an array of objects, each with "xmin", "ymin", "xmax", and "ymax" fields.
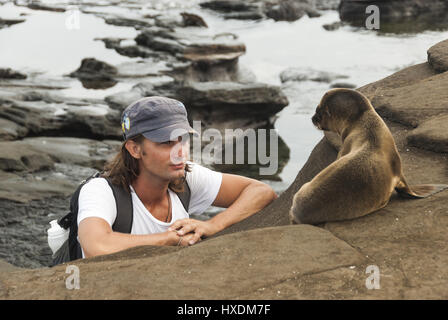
[{"xmin": 168, "ymin": 219, "xmax": 219, "ymax": 245}]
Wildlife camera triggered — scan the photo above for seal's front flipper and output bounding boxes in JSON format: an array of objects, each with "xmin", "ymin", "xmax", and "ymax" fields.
[{"xmin": 395, "ymin": 180, "xmax": 448, "ymax": 199}]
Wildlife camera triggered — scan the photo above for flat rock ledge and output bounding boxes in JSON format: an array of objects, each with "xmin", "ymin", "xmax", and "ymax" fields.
[
  {"xmin": 407, "ymin": 115, "xmax": 448, "ymax": 153},
  {"xmin": 0, "ymin": 225, "xmax": 366, "ymax": 299}
]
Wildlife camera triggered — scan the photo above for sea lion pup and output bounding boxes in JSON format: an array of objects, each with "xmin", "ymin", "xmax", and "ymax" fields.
[{"xmin": 289, "ymin": 88, "xmax": 448, "ymax": 225}]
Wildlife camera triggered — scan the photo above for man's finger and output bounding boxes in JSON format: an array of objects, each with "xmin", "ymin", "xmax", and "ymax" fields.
[
  {"xmin": 168, "ymin": 218, "xmax": 189, "ymax": 231},
  {"xmin": 188, "ymin": 231, "xmax": 202, "ymax": 245},
  {"xmin": 177, "ymin": 223, "xmax": 197, "ymax": 235}
]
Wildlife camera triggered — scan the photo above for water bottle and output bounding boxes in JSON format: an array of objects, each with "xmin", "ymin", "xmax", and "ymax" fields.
[{"xmin": 47, "ymin": 219, "xmax": 69, "ymax": 255}]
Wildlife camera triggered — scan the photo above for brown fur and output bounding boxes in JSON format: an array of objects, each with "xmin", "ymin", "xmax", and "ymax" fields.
[{"xmin": 289, "ymin": 88, "xmax": 448, "ymax": 225}]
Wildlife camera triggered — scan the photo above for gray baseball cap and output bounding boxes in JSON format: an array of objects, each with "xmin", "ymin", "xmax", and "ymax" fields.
[{"xmin": 121, "ymin": 96, "xmax": 198, "ymax": 142}]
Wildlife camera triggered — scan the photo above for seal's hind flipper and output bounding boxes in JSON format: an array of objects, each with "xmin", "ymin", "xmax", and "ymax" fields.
[{"xmin": 396, "ymin": 181, "xmax": 448, "ymax": 199}]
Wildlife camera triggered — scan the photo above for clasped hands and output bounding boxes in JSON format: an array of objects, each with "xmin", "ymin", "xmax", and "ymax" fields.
[{"xmin": 168, "ymin": 218, "xmax": 220, "ymax": 246}]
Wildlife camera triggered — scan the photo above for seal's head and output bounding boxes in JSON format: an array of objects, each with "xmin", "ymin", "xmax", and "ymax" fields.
[{"xmin": 312, "ymin": 88, "xmax": 372, "ymax": 132}]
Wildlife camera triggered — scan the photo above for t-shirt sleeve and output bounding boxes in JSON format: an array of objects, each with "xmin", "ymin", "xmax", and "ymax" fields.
[
  {"xmin": 186, "ymin": 162, "xmax": 223, "ymax": 214},
  {"xmin": 77, "ymin": 178, "xmax": 117, "ymax": 227}
]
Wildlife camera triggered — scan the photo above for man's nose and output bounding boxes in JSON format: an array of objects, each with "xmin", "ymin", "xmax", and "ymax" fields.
[{"xmin": 174, "ymin": 139, "xmax": 188, "ymax": 158}]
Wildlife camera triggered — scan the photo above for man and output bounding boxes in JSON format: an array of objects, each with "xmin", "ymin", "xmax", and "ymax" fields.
[{"xmin": 77, "ymin": 96, "xmax": 277, "ymax": 258}]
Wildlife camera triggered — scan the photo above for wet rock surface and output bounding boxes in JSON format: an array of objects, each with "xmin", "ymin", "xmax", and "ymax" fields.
[
  {"xmin": 407, "ymin": 115, "xmax": 448, "ymax": 153},
  {"xmin": 0, "ymin": 17, "xmax": 25, "ymax": 29},
  {"xmin": 280, "ymin": 67, "xmax": 349, "ymax": 83},
  {"xmin": 0, "ymin": 68, "xmax": 27, "ymax": 80},
  {"xmin": 339, "ymin": 0, "xmax": 448, "ymax": 33},
  {"xmin": 0, "ymin": 0, "xmax": 291, "ymax": 269},
  {"xmin": 68, "ymin": 58, "xmax": 118, "ymax": 89},
  {"xmin": 1, "ymin": 2, "xmax": 448, "ymax": 299},
  {"xmin": 200, "ymin": 0, "xmax": 339, "ymax": 21}
]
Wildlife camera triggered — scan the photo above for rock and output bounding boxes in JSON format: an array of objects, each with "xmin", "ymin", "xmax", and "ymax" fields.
[
  {"xmin": 116, "ymin": 45, "xmax": 157, "ymax": 58},
  {"xmin": 135, "ymin": 29, "xmax": 185, "ymax": 54},
  {"xmin": 68, "ymin": 58, "xmax": 118, "ymax": 89},
  {"xmin": 0, "ymin": 259, "xmax": 22, "ymax": 273},
  {"xmin": 0, "ymin": 137, "xmax": 119, "ymax": 173},
  {"xmin": 407, "ymin": 115, "xmax": 448, "ymax": 153},
  {"xmin": 176, "ymin": 81, "xmax": 289, "ymax": 119},
  {"xmin": 126, "ymin": 79, "xmax": 287, "ymax": 133},
  {"xmin": 370, "ymin": 71, "xmax": 448, "ymax": 127},
  {"xmin": 201, "ymin": 0, "xmax": 326, "ymax": 21},
  {"xmin": 26, "ymin": 2, "xmax": 66, "ymax": 12},
  {"xmin": 105, "ymin": 91, "xmax": 143, "ymax": 111},
  {"xmin": 358, "ymin": 62, "xmax": 438, "ymax": 101},
  {"xmin": 182, "ymin": 41, "xmax": 246, "ymax": 65},
  {"xmin": 280, "ymin": 67, "xmax": 349, "ymax": 83},
  {"xmin": 427, "ymin": 39, "xmax": 448, "ymax": 73},
  {"xmin": 22, "ymin": 137, "xmax": 121, "ymax": 170},
  {"xmin": 62, "ymin": 104, "xmax": 122, "ymax": 138},
  {"xmin": 0, "ymin": 95, "xmax": 122, "ymax": 139},
  {"xmin": 116, "ymin": 60, "xmax": 172, "ymax": 78},
  {"xmin": 133, "ymin": 26, "xmax": 250, "ymax": 82},
  {"xmin": 0, "ymin": 225, "xmax": 365, "ymax": 299},
  {"xmin": 200, "ymin": 0, "xmax": 259, "ymax": 13},
  {"xmin": 95, "ymin": 37, "xmax": 161, "ymax": 58},
  {"xmin": 200, "ymin": 0, "xmax": 264, "ymax": 20},
  {"xmin": 0, "ymin": 74, "xmax": 71, "ymax": 90},
  {"xmin": 265, "ymin": 0, "xmax": 321, "ymax": 22},
  {"xmin": 0, "ymin": 68, "xmax": 27, "ymax": 80},
  {"xmin": 0, "ymin": 117, "xmax": 28, "ymax": 140},
  {"xmin": 323, "ymin": 21, "xmax": 344, "ymax": 31},
  {"xmin": 330, "ymin": 82, "xmax": 357, "ymax": 89},
  {"xmin": 0, "ymin": 194, "xmax": 73, "ymax": 268},
  {"xmin": 0, "ymin": 171, "xmax": 75, "ymax": 203},
  {"xmin": 0, "ymin": 141, "xmax": 54, "ymax": 172},
  {"xmin": 314, "ymin": 0, "xmax": 341, "ymax": 10},
  {"xmin": 96, "ymin": 37, "xmax": 127, "ymax": 49},
  {"xmin": 0, "ymin": 18, "xmax": 25, "ymax": 28},
  {"xmin": 339, "ymin": 0, "xmax": 448, "ymax": 33},
  {"xmin": 136, "ymin": 27, "xmax": 247, "ymax": 65},
  {"xmin": 221, "ymin": 11, "xmax": 264, "ymax": 20},
  {"xmin": 180, "ymin": 12, "xmax": 208, "ymax": 28},
  {"xmin": 104, "ymin": 17, "xmax": 153, "ymax": 28}
]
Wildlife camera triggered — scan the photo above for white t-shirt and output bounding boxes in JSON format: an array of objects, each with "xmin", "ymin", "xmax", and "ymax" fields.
[{"xmin": 77, "ymin": 162, "xmax": 222, "ymax": 252}]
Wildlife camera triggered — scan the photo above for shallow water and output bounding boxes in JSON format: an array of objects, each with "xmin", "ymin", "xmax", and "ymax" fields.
[
  {"xmin": 1, "ymin": 2, "xmax": 448, "ymax": 192},
  {"xmin": 196, "ymin": 10, "xmax": 448, "ymax": 190}
]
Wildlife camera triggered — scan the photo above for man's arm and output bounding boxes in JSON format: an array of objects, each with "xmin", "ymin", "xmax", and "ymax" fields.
[
  {"xmin": 78, "ymin": 217, "xmax": 193, "ymax": 258},
  {"xmin": 168, "ymin": 173, "xmax": 278, "ymax": 244}
]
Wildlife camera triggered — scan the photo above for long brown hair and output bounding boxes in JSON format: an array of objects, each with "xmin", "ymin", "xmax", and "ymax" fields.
[{"xmin": 102, "ymin": 134, "xmax": 191, "ymax": 193}]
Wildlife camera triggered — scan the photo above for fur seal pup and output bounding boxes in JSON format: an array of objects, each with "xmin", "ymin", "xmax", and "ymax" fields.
[{"xmin": 290, "ymin": 88, "xmax": 448, "ymax": 225}]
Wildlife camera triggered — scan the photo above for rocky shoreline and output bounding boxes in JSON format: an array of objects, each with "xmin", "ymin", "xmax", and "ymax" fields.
[
  {"xmin": 0, "ymin": 0, "xmax": 448, "ymax": 299},
  {"xmin": 1, "ymin": 36, "xmax": 447, "ymax": 298},
  {"xmin": 0, "ymin": 0, "xmax": 293, "ymax": 268}
]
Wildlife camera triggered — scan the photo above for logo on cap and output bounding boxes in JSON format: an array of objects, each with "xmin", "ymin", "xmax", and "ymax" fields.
[{"xmin": 122, "ymin": 114, "xmax": 130, "ymax": 133}]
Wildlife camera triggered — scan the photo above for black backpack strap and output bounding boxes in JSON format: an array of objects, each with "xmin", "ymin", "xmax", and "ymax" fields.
[
  {"xmin": 175, "ymin": 178, "xmax": 191, "ymax": 212},
  {"xmin": 62, "ymin": 171, "xmax": 102, "ymax": 261},
  {"xmin": 105, "ymin": 179, "xmax": 133, "ymax": 234}
]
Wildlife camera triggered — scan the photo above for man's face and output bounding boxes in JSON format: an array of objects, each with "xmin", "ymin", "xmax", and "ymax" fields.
[{"xmin": 130, "ymin": 136, "xmax": 190, "ymax": 182}]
